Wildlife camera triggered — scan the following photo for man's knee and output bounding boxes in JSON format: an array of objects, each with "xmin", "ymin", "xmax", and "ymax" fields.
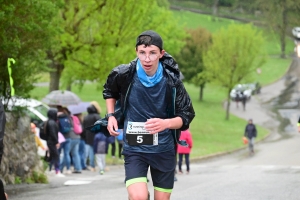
[{"xmin": 127, "ymin": 182, "xmax": 148, "ymax": 200}]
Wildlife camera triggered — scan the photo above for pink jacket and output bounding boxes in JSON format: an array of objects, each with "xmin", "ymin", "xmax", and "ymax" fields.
[{"xmin": 177, "ymin": 129, "xmax": 193, "ymax": 154}]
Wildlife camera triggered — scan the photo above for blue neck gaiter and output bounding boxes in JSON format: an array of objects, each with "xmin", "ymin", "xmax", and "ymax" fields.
[{"xmin": 136, "ymin": 59, "xmax": 163, "ymax": 88}]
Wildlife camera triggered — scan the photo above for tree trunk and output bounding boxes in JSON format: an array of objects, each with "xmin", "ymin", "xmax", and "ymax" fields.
[
  {"xmin": 212, "ymin": 0, "xmax": 219, "ymax": 18},
  {"xmin": 49, "ymin": 63, "xmax": 64, "ymax": 92},
  {"xmin": 66, "ymin": 84, "xmax": 72, "ymax": 91},
  {"xmin": 199, "ymin": 84, "xmax": 204, "ymax": 101},
  {"xmin": 225, "ymin": 90, "xmax": 231, "ymax": 120},
  {"xmin": 47, "ymin": 50, "xmax": 64, "ymax": 92},
  {"xmin": 280, "ymin": 0, "xmax": 288, "ymax": 59}
]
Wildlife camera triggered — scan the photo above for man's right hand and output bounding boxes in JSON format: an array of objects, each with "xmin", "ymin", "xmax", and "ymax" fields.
[{"xmin": 107, "ymin": 116, "xmax": 119, "ymax": 136}]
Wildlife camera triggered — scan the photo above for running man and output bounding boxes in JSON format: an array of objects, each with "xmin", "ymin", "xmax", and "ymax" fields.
[{"xmin": 103, "ymin": 30, "xmax": 195, "ymax": 200}]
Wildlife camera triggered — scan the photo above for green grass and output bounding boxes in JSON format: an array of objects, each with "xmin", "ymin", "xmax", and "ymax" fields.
[
  {"xmin": 172, "ymin": 10, "xmax": 295, "ymax": 57},
  {"xmin": 256, "ymin": 57, "xmax": 291, "ymax": 86},
  {"xmin": 31, "ymin": 10, "xmax": 293, "ymax": 160},
  {"xmin": 170, "ymin": 0, "xmax": 262, "ymax": 21},
  {"xmin": 173, "ymin": 10, "xmax": 237, "ymax": 33}
]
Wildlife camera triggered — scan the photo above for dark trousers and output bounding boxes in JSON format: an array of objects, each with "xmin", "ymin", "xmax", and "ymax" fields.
[
  {"xmin": 118, "ymin": 142, "xmax": 123, "ymax": 158},
  {"xmin": 48, "ymin": 143, "xmax": 60, "ymax": 172},
  {"xmin": 105, "ymin": 143, "xmax": 116, "ymax": 157},
  {"xmin": 178, "ymin": 153, "xmax": 190, "ymax": 172}
]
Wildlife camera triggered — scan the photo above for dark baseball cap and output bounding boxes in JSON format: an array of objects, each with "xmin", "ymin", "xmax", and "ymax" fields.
[{"xmin": 136, "ymin": 30, "xmax": 163, "ymax": 50}]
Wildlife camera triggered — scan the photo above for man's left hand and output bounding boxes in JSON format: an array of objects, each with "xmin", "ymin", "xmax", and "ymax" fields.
[{"xmin": 145, "ymin": 118, "xmax": 169, "ymax": 134}]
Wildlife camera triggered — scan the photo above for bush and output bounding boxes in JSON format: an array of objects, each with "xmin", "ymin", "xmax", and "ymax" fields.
[
  {"xmin": 31, "ymin": 171, "xmax": 48, "ymax": 184},
  {"xmin": 14, "ymin": 176, "xmax": 22, "ymax": 184}
]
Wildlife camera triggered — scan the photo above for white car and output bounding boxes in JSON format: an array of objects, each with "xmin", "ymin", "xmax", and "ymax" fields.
[
  {"xmin": 3, "ymin": 97, "xmax": 49, "ymax": 125},
  {"xmin": 230, "ymin": 84, "xmax": 252, "ymax": 101},
  {"xmin": 292, "ymin": 27, "xmax": 300, "ymax": 39}
]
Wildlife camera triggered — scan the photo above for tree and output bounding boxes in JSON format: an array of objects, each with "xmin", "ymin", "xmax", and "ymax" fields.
[
  {"xmin": 156, "ymin": 0, "xmax": 170, "ymax": 8},
  {"xmin": 203, "ymin": 24, "xmax": 266, "ymax": 120},
  {"xmin": 176, "ymin": 28, "xmax": 212, "ymax": 101},
  {"xmin": 212, "ymin": 0, "xmax": 220, "ymax": 18},
  {"xmin": 49, "ymin": 0, "xmax": 186, "ymax": 91},
  {"xmin": 0, "ymin": 0, "xmax": 62, "ymax": 101},
  {"xmin": 256, "ymin": 0, "xmax": 300, "ymax": 58}
]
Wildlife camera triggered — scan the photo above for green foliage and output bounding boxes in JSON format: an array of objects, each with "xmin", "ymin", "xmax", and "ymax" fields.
[
  {"xmin": 204, "ymin": 24, "xmax": 266, "ymax": 89},
  {"xmin": 177, "ymin": 28, "xmax": 212, "ymax": 84},
  {"xmin": 31, "ymin": 171, "xmax": 48, "ymax": 184},
  {"xmin": 156, "ymin": 0, "xmax": 170, "ymax": 8},
  {"xmin": 25, "ymin": 177, "xmax": 35, "ymax": 184},
  {"xmin": 255, "ymin": 0, "xmax": 300, "ymax": 58},
  {"xmin": 176, "ymin": 27, "xmax": 212, "ymax": 100},
  {"xmin": 14, "ymin": 176, "xmax": 22, "ymax": 184},
  {"xmin": 41, "ymin": 157, "xmax": 49, "ymax": 171},
  {"xmin": 53, "ymin": 0, "xmax": 186, "ymax": 90},
  {"xmin": 0, "ymin": 0, "xmax": 62, "ymax": 99},
  {"xmin": 14, "ymin": 171, "xmax": 48, "ymax": 184}
]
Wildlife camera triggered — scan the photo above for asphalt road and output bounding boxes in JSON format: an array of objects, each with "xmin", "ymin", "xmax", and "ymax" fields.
[{"xmin": 7, "ymin": 57, "xmax": 300, "ymax": 200}]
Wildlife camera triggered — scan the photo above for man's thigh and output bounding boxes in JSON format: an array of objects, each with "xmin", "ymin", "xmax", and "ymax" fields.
[
  {"xmin": 150, "ymin": 150, "xmax": 176, "ymax": 192},
  {"xmin": 123, "ymin": 151, "xmax": 149, "ymax": 185}
]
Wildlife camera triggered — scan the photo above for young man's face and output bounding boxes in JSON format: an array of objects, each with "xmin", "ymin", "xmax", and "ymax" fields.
[{"xmin": 136, "ymin": 45, "xmax": 165, "ymax": 76}]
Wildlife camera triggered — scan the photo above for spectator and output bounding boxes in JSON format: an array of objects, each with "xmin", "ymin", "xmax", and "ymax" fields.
[
  {"xmin": 46, "ymin": 108, "xmax": 64, "ymax": 177},
  {"xmin": 241, "ymin": 91, "xmax": 247, "ymax": 111},
  {"xmin": 72, "ymin": 113, "xmax": 86, "ymax": 170},
  {"xmin": 83, "ymin": 102, "xmax": 101, "ymax": 172},
  {"xmin": 244, "ymin": 119, "xmax": 257, "ymax": 155},
  {"xmin": 58, "ymin": 106, "xmax": 81, "ymax": 174},
  {"xmin": 94, "ymin": 132, "xmax": 107, "ymax": 175},
  {"xmin": 235, "ymin": 92, "xmax": 241, "ymax": 108},
  {"xmin": 105, "ymin": 136, "xmax": 116, "ymax": 161},
  {"xmin": 177, "ymin": 129, "xmax": 193, "ymax": 174},
  {"xmin": 31, "ymin": 123, "xmax": 46, "ymax": 151}
]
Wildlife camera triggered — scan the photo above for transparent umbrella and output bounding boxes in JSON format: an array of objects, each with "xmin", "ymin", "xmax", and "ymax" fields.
[
  {"xmin": 67, "ymin": 102, "xmax": 90, "ymax": 115},
  {"xmin": 42, "ymin": 90, "xmax": 81, "ymax": 107}
]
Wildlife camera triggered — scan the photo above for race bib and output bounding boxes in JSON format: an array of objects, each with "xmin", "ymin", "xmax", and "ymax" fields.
[{"xmin": 126, "ymin": 122, "xmax": 158, "ymax": 145}]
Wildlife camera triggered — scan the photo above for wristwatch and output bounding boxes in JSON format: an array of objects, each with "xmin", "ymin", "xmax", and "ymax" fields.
[{"xmin": 105, "ymin": 113, "xmax": 114, "ymax": 119}]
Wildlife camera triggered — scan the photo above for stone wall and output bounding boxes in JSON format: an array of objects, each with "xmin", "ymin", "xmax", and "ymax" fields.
[{"xmin": 0, "ymin": 112, "xmax": 44, "ymax": 184}]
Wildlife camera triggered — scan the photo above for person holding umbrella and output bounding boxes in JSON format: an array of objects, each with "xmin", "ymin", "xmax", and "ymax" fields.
[{"xmin": 67, "ymin": 102, "xmax": 90, "ymax": 170}]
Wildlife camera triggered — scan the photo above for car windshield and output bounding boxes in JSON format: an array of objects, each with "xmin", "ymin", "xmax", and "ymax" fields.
[{"xmin": 34, "ymin": 104, "xmax": 48, "ymax": 117}]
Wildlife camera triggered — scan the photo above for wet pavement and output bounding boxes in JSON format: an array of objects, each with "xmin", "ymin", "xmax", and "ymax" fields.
[{"xmin": 6, "ymin": 57, "xmax": 300, "ymax": 199}]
